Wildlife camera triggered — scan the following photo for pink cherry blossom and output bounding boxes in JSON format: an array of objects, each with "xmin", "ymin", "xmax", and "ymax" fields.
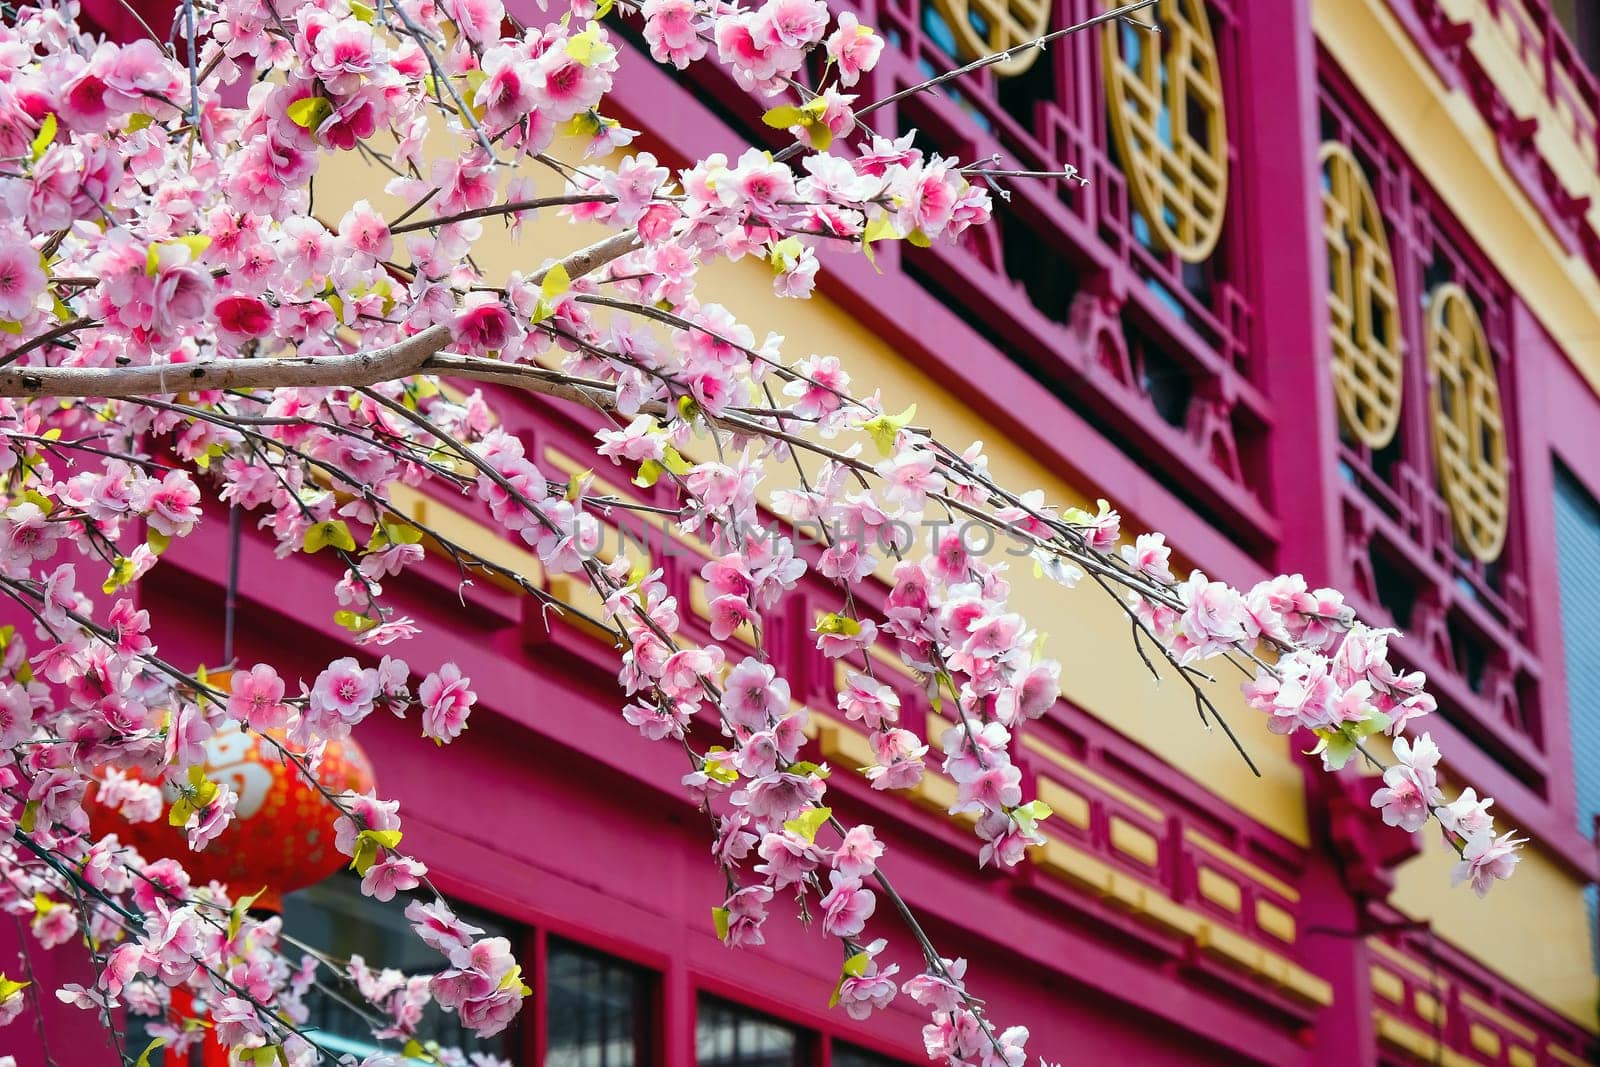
[{"xmin": 418, "ymin": 663, "xmax": 476, "ymax": 744}]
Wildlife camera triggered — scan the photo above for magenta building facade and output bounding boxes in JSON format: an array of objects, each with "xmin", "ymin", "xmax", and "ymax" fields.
[{"xmin": 6, "ymin": 0, "xmax": 1600, "ymax": 1065}]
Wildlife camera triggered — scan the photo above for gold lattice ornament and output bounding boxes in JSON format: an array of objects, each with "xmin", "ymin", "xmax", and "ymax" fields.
[
  {"xmin": 1102, "ymin": 0, "xmax": 1228, "ymax": 262},
  {"xmin": 928, "ymin": 0, "xmax": 1050, "ymax": 77},
  {"xmin": 1320, "ymin": 142, "xmax": 1403, "ymax": 449},
  {"xmin": 1426, "ymin": 283, "xmax": 1510, "ymax": 562}
]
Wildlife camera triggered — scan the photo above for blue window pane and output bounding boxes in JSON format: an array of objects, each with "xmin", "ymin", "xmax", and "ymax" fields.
[{"xmin": 1554, "ymin": 462, "xmax": 1600, "ymax": 971}]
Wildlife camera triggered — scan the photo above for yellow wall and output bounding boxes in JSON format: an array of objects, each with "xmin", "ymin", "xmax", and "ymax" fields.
[{"xmin": 1390, "ymin": 837, "xmax": 1599, "ymax": 1029}]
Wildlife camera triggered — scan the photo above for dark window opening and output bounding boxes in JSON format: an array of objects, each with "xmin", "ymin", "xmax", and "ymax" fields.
[
  {"xmin": 1370, "ymin": 547, "xmax": 1417, "ymax": 630},
  {"xmin": 999, "ymin": 208, "xmax": 1079, "ymax": 326},
  {"xmin": 281, "ymin": 876, "xmax": 520, "ymax": 1063},
  {"xmin": 695, "ymin": 996, "xmax": 807, "ymax": 1066},
  {"xmin": 546, "ymin": 936, "xmax": 657, "ymax": 1066},
  {"xmin": 833, "ymin": 1042, "xmax": 910, "ymax": 1067}
]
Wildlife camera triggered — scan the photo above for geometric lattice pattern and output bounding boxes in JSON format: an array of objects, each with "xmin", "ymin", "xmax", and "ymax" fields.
[
  {"xmin": 1102, "ymin": 0, "xmax": 1228, "ymax": 262},
  {"xmin": 929, "ymin": 0, "xmax": 1050, "ymax": 76},
  {"xmin": 1321, "ymin": 142, "xmax": 1403, "ymax": 449},
  {"xmin": 1426, "ymin": 283, "xmax": 1510, "ymax": 562}
]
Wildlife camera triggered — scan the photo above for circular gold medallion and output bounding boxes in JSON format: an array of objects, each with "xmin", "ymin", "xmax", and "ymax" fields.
[
  {"xmin": 1103, "ymin": 0, "xmax": 1228, "ymax": 261},
  {"xmin": 1426, "ymin": 283, "xmax": 1509, "ymax": 562},
  {"xmin": 1321, "ymin": 142, "xmax": 1403, "ymax": 449}
]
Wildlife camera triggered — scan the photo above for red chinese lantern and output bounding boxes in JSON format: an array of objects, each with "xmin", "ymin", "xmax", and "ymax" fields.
[
  {"xmin": 85, "ymin": 673, "xmax": 377, "ymax": 1066},
  {"xmin": 85, "ymin": 681, "xmax": 376, "ymax": 913}
]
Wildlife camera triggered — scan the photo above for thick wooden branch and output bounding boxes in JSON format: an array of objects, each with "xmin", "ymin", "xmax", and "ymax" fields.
[{"xmin": 0, "ymin": 231, "xmax": 639, "ymax": 401}]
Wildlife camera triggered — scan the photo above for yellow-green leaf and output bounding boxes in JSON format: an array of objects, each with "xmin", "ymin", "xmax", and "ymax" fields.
[
  {"xmin": 769, "ymin": 236, "xmax": 803, "ymax": 273},
  {"xmin": 711, "ymin": 906, "xmax": 730, "ymax": 941},
  {"xmin": 286, "ymin": 96, "xmax": 334, "ymax": 132},
  {"xmin": 134, "ymin": 1037, "xmax": 166, "ymax": 1067},
  {"xmin": 30, "ymin": 113, "xmax": 57, "ymax": 162},
  {"xmin": 860, "ymin": 403, "xmax": 916, "ymax": 456},
  {"xmin": 145, "ymin": 234, "xmax": 212, "ymax": 277},
  {"xmin": 102, "ymin": 556, "xmax": 136, "ymax": 595},
  {"xmin": 762, "ymin": 105, "xmax": 806, "ymax": 130},
  {"xmin": 303, "ymin": 519, "xmax": 356, "ymax": 554},
  {"xmin": 18, "ymin": 800, "xmax": 38, "ymax": 833},
  {"xmin": 859, "ymin": 215, "xmax": 899, "ymax": 272},
  {"xmin": 401, "ymin": 1039, "xmax": 438, "ymax": 1063},
  {"xmin": 565, "ymin": 469, "xmax": 591, "ymax": 501},
  {"xmin": 565, "ymin": 26, "xmax": 604, "ymax": 65},
  {"xmin": 350, "ymin": 0, "xmax": 375, "ymax": 20},
  {"xmin": 145, "ymin": 528, "xmax": 171, "ymax": 555},
  {"xmin": 333, "ymin": 610, "xmax": 379, "ymax": 634},
  {"xmin": 660, "ymin": 445, "xmax": 692, "ymax": 477},
  {"xmin": 228, "ymin": 888, "xmax": 266, "ymax": 941},
  {"xmin": 32, "ymin": 892, "xmax": 53, "ymax": 916},
  {"xmin": 814, "ymin": 612, "xmax": 862, "ymax": 638},
  {"xmin": 0, "ymin": 320, "xmax": 22, "ymax": 335},
  {"xmin": 541, "ymin": 262, "xmax": 571, "ymax": 302},
  {"xmin": 632, "ymin": 459, "xmax": 663, "ymax": 489},
  {"xmin": 782, "ymin": 806, "xmax": 831, "ymax": 844},
  {"xmin": 828, "ymin": 951, "xmax": 871, "ymax": 1008},
  {"xmin": 0, "ymin": 975, "xmax": 28, "ymax": 1001},
  {"xmin": 349, "ymin": 828, "xmax": 403, "ymax": 875},
  {"xmin": 127, "ymin": 112, "xmax": 154, "ymax": 132}
]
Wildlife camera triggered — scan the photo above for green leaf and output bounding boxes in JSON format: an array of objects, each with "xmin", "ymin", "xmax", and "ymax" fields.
[
  {"xmin": 565, "ymin": 469, "xmax": 592, "ymax": 501},
  {"xmin": 30, "ymin": 113, "xmax": 56, "ymax": 162},
  {"xmin": 0, "ymin": 974, "xmax": 28, "ymax": 1002},
  {"xmin": 18, "ymin": 800, "xmax": 38, "ymax": 833},
  {"xmin": 814, "ymin": 612, "xmax": 862, "ymax": 638},
  {"xmin": 126, "ymin": 112, "xmax": 154, "ymax": 132},
  {"xmin": 565, "ymin": 26, "xmax": 604, "ymax": 65},
  {"xmin": 102, "ymin": 556, "xmax": 136, "ymax": 595},
  {"xmin": 134, "ymin": 1037, "xmax": 166, "ymax": 1067},
  {"xmin": 228, "ymin": 888, "xmax": 266, "ymax": 941},
  {"xmin": 401, "ymin": 1040, "xmax": 436, "ymax": 1063},
  {"xmin": 145, "ymin": 234, "xmax": 212, "ymax": 276},
  {"xmin": 1011, "ymin": 799, "xmax": 1053, "ymax": 835},
  {"xmin": 859, "ymin": 215, "xmax": 898, "ymax": 272},
  {"xmin": 761, "ymin": 105, "xmax": 806, "ymax": 129},
  {"xmin": 785, "ymin": 761, "xmax": 828, "ymax": 778},
  {"xmin": 169, "ymin": 766, "xmax": 218, "ymax": 827},
  {"xmin": 660, "ymin": 445, "xmax": 692, "ymax": 477},
  {"xmin": 860, "ymin": 403, "xmax": 916, "ymax": 456},
  {"xmin": 828, "ymin": 951, "xmax": 871, "ymax": 1008},
  {"xmin": 541, "ymin": 262, "xmax": 571, "ymax": 301},
  {"xmin": 632, "ymin": 459, "xmax": 663, "ymax": 489},
  {"xmin": 782, "ymin": 806, "xmax": 831, "ymax": 844},
  {"xmin": 146, "ymin": 528, "xmax": 171, "ymax": 555},
  {"xmin": 711, "ymin": 906, "xmax": 730, "ymax": 941},
  {"xmin": 349, "ymin": 0, "xmax": 375, "ymax": 20},
  {"xmin": 286, "ymin": 96, "xmax": 334, "ymax": 132},
  {"xmin": 0, "ymin": 320, "xmax": 22, "ymax": 335},
  {"xmin": 349, "ymin": 828, "xmax": 403, "ymax": 875},
  {"xmin": 334, "ymin": 610, "xmax": 379, "ymax": 634},
  {"xmin": 769, "ymin": 236, "xmax": 803, "ymax": 273},
  {"xmin": 303, "ymin": 519, "xmax": 356, "ymax": 554}
]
